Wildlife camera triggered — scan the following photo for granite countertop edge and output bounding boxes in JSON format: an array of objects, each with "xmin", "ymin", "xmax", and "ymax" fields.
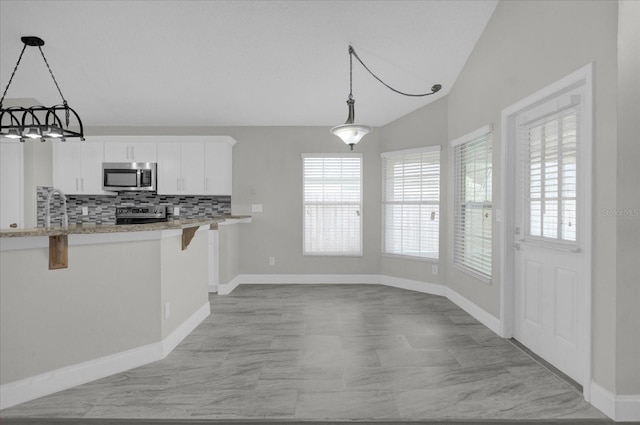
[{"xmin": 0, "ymin": 215, "xmax": 252, "ymax": 238}]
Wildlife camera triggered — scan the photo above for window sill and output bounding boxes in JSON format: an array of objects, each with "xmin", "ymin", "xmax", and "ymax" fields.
[
  {"xmin": 453, "ymin": 263, "xmax": 492, "ymax": 285},
  {"xmin": 381, "ymin": 253, "xmax": 439, "ymax": 263}
]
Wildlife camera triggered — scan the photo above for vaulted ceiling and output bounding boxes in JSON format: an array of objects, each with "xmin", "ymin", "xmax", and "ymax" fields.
[{"xmin": 0, "ymin": 0, "xmax": 497, "ymax": 128}]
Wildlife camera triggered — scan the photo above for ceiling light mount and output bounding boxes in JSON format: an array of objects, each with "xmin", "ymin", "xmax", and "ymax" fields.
[
  {"xmin": 331, "ymin": 45, "xmax": 441, "ymax": 150},
  {"xmin": 0, "ymin": 36, "xmax": 84, "ymax": 142}
]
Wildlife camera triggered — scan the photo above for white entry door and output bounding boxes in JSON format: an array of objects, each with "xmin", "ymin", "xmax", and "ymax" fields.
[{"xmin": 512, "ymin": 79, "xmax": 591, "ymax": 385}]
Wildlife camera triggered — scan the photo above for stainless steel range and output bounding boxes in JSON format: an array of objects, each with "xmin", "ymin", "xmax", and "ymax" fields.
[{"xmin": 116, "ymin": 205, "xmax": 167, "ymax": 225}]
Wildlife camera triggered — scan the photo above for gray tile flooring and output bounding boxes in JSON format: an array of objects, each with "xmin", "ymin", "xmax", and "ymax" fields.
[{"xmin": 1, "ymin": 284, "xmax": 607, "ymax": 421}]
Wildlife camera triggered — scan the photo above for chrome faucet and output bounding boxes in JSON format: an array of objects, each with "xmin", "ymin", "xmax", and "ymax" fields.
[{"xmin": 45, "ymin": 188, "xmax": 69, "ymax": 229}]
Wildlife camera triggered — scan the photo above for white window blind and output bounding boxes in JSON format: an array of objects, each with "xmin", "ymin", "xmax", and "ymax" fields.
[
  {"xmin": 453, "ymin": 129, "xmax": 493, "ymax": 280},
  {"xmin": 382, "ymin": 146, "xmax": 440, "ymax": 259},
  {"xmin": 524, "ymin": 109, "xmax": 578, "ymax": 243},
  {"xmin": 303, "ymin": 154, "xmax": 362, "ymax": 256}
]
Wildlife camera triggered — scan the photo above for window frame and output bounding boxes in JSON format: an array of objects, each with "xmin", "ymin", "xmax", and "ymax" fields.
[
  {"xmin": 381, "ymin": 145, "xmax": 441, "ymax": 261},
  {"xmin": 452, "ymin": 125, "xmax": 493, "ymax": 283},
  {"xmin": 302, "ymin": 153, "xmax": 363, "ymax": 257}
]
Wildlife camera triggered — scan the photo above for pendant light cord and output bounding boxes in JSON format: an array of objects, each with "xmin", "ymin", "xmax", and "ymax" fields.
[
  {"xmin": 1, "ymin": 42, "xmax": 70, "ymax": 125},
  {"xmin": 38, "ymin": 46, "xmax": 68, "ymax": 105},
  {"xmin": 0, "ymin": 44, "xmax": 28, "ymax": 109},
  {"xmin": 348, "ymin": 45, "xmax": 441, "ymax": 97}
]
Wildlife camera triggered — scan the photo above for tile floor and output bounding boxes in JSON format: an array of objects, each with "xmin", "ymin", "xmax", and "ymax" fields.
[{"xmin": 1, "ymin": 284, "xmax": 608, "ymax": 421}]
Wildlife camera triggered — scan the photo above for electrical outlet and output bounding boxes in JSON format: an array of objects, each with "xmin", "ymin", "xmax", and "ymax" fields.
[
  {"xmin": 269, "ymin": 256, "xmax": 275, "ymax": 266},
  {"xmin": 432, "ymin": 265, "xmax": 439, "ymax": 275},
  {"xmin": 82, "ymin": 206, "xmax": 89, "ymax": 216},
  {"xmin": 252, "ymin": 204, "xmax": 263, "ymax": 213},
  {"xmin": 164, "ymin": 302, "xmax": 170, "ymax": 320}
]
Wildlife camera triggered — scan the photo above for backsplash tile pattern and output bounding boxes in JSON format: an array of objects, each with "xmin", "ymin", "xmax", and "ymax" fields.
[{"xmin": 37, "ymin": 187, "xmax": 231, "ymax": 227}]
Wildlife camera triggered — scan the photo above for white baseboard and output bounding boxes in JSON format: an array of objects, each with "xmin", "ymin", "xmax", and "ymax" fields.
[
  {"xmin": 217, "ymin": 275, "xmax": 242, "ymax": 294},
  {"xmin": 161, "ymin": 301, "xmax": 210, "ymax": 356},
  {"xmin": 380, "ymin": 274, "xmax": 447, "ymax": 297},
  {"xmin": 445, "ymin": 287, "xmax": 501, "ymax": 335},
  {"xmin": 0, "ymin": 301, "xmax": 210, "ymax": 411},
  {"xmin": 590, "ymin": 381, "xmax": 640, "ymax": 422}
]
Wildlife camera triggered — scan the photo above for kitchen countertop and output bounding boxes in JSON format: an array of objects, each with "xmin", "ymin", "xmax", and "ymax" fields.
[{"xmin": 0, "ymin": 215, "xmax": 251, "ymax": 238}]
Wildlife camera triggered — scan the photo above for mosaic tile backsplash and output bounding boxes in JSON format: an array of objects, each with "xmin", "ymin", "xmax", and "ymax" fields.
[{"xmin": 37, "ymin": 187, "xmax": 231, "ymax": 227}]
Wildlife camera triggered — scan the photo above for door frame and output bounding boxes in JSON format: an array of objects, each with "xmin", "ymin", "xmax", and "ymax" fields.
[{"xmin": 498, "ymin": 63, "xmax": 594, "ymax": 400}]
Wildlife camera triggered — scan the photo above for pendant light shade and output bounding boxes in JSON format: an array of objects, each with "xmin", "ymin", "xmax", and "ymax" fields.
[
  {"xmin": 330, "ymin": 45, "xmax": 441, "ymax": 150},
  {"xmin": 330, "ymin": 96, "xmax": 372, "ymax": 150},
  {"xmin": 330, "ymin": 123, "xmax": 371, "ymax": 148}
]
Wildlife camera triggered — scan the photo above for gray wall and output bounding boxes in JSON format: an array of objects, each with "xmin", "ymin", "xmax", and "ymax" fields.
[
  {"xmin": 445, "ymin": 0, "xmax": 621, "ymax": 393},
  {"xmin": 231, "ymin": 127, "xmax": 382, "ymax": 275},
  {"xmin": 616, "ymin": 0, "xmax": 640, "ymax": 396},
  {"xmin": 378, "ymin": 97, "xmax": 449, "ymax": 286}
]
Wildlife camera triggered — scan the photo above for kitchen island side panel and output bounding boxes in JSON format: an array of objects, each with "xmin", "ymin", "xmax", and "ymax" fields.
[
  {"xmin": 160, "ymin": 227, "xmax": 210, "ymax": 339},
  {"xmin": 0, "ymin": 239, "xmax": 161, "ymax": 385}
]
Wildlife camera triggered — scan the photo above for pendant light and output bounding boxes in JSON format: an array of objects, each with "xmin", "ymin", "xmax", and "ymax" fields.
[
  {"xmin": 0, "ymin": 36, "xmax": 84, "ymax": 142},
  {"xmin": 331, "ymin": 45, "xmax": 441, "ymax": 150}
]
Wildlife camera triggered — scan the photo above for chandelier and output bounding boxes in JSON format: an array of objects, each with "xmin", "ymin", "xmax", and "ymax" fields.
[
  {"xmin": 331, "ymin": 45, "xmax": 441, "ymax": 150},
  {"xmin": 0, "ymin": 36, "xmax": 84, "ymax": 142}
]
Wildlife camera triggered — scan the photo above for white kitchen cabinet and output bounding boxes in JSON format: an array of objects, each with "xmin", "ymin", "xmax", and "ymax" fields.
[
  {"xmin": 157, "ymin": 142, "xmax": 204, "ymax": 194},
  {"xmin": 103, "ymin": 136, "xmax": 157, "ymax": 163},
  {"xmin": 181, "ymin": 142, "xmax": 205, "ymax": 194},
  {"xmin": 204, "ymin": 138, "xmax": 234, "ymax": 196},
  {"xmin": 0, "ymin": 141, "xmax": 24, "ymax": 228},
  {"xmin": 53, "ymin": 140, "xmax": 104, "ymax": 194}
]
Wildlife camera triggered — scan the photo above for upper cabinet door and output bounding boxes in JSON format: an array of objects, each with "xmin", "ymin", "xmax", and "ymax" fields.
[
  {"xmin": 103, "ymin": 137, "xmax": 157, "ymax": 163},
  {"xmin": 128, "ymin": 142, "xmax": 157, "ymax": 163},
  {"xmin": 53, "ymin": 141, "xmax": 104, "ymax": 194},
  {"xmin": 80, "ymin": 141, "xmax": 105, "ymax": 194},
  {"xmin": 204, "ymin": 141, "xmax": 233, "ymax": 195},
  {"xmin": 180, "ymin": 142, "xmax": 205, "ymax": 194},
  {"xmin": 157, "ymin": 142, "xmax": 182, "ymax": 194},
  {"xmin": 52, "ymin": 141, "xmax": 83, "ymax": 194}
]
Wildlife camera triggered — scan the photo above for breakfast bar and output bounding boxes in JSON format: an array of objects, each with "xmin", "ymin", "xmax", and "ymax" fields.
[{"xmin": 0, "ymin": 216, "xmax": 250, "ymax": 408}]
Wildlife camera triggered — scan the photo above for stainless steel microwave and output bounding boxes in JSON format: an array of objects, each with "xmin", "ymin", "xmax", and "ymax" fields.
[{"xmin": 102, "ymin": 162, "xmax": 157, "ymax": 192}]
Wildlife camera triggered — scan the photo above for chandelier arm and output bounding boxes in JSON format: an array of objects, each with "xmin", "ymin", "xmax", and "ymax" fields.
[
  {"xmin": 0, "ymin": 43, "xmax": 28, "ymax": 108},
  {"xmin": 349, "ymin": 45, "xmax": 441, "ymax": 97},
  {"xmin": 20, "ymin": 108, "xmax": 42, "ymax": 127},
  {"xmin": 37, "ymin": 46, "xmax": 68, "ymax": 104}
]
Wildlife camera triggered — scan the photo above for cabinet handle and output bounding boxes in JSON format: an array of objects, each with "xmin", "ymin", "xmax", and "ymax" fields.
[
  {"xmin": 131, "ymin": 146, "xmax": 134, "ymax": 160},
  {"xmin": 205, "ymin": 178, "xmax": 209, "ymax": 192},
  {"xmin": 177, "ymin": 178, "xmax": 180, "ymax": 192},
  {"xmin": 126, "ymin": 146, "xmax": 130, "ymax": 160},
  {"xmin": 182, "ymin": 178, "xmax": 186, "ymax": 193},
  {"xmin": 81, "ymin": 178, "xmax": 84, "ymax": 192},
  {"xmin": 75, "ymin": 178, "xmax": 79, "ymax": 192}
]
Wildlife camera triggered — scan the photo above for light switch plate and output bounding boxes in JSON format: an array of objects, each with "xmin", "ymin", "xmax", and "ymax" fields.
[{"xmin": 252, "ymin": 204, "xmax": 263, "ymax": 213}]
